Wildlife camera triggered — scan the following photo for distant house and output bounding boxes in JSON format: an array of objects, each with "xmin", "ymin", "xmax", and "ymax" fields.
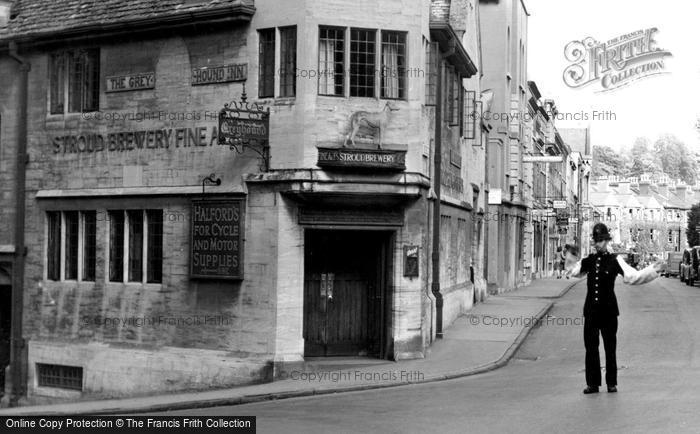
[{"xmin": 590, "ymin": 175, "xmax": 693, "ymax": 252}]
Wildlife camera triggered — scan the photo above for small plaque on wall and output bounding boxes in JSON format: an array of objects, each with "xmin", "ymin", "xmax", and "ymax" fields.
[
  {"xmin": 105, "ymin": 72, "xmax": 156, "ymax": 92},
  {"xmin": 404, "ymin": 245, "xmax": 419, "ymax": 277},
  {"xmin": 316, "ymin": 147, "xmax": 407, "ymax": 171},
  {"xmin": 191, "ymin": 63, "xmax": 248, "ymax": 86}
]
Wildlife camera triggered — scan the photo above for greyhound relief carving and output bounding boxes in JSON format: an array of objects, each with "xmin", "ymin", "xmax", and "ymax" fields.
[{"xmin": 343, "ymin": 101, "xmax": 399, "ymax": 149}]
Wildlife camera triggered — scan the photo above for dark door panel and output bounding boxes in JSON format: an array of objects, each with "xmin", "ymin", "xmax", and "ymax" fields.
[{"xmin": 303, "ymin": 231, "xmax": 387, "ymax": 357}]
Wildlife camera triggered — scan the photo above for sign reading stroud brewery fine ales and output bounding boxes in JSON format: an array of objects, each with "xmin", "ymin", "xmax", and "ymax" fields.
[{"xmin": 191, "ymin": 199, "xmax": 245, "ymax": 279}]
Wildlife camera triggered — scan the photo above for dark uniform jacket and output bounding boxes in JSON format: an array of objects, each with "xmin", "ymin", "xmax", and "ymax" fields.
[{"xmin": 580, "ymin": 252, "xmax": 623, "ymax": 317}]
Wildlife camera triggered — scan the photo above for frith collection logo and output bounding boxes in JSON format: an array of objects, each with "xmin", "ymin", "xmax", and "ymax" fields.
[{"xmin": 563, "ymin": 28, "xmax": 672, "ymax": 92}]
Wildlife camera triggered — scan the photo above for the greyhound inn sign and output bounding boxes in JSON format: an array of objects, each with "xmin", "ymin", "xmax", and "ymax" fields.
[{"xmin": 219, "ymin": 89, "xmax": 270, "ymax": 170}]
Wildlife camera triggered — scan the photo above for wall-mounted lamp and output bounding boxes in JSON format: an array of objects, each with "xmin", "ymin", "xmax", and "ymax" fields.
[{"xmin": 202, "ymin": 173, "xmax": 221, "ymax": 194}]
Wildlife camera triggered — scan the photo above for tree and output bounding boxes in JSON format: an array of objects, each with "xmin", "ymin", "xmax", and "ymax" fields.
[
  {"xmin": 590, "ymin": 135, "xmax": 697, "ymax": 185},
  {"xmin": 628, "ymin": 137, "xmax": 662, "ymax": 178},
  {"xmin": 620, "ymin": 218, "xmax": 669, "ymax": 252},
  {"xmin": 686, "ymin": 204, "xmax": 700, "ymax": 247},
  {"xmin": 592, "ymin": 146, "xmax": 628, "ymax": 178},
  {"xmin": 653, "ymin": 134, "xmax": 697, "ymax": 185}
]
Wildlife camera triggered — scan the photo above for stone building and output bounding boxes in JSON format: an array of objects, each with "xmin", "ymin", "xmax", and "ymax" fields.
[
  {"xmin": 479, "ymin": 0, "xmax": 530, "ymax": 292},
  {"xmin": 521, "ymin": 85, "xmax": 580, "ymax": 278},
  {"xmin": 0, "ymin": 0, "xmax": 18, "ymax": 402},
  {"xmin": 590, "ymin": 175, "xmax": 691, "ymax": 253},
  {"xmin": 559, "ymin": 127, "xmax": 592, "ymax": 256},
  {"xmin": 524, "ymin": 80, "xmax": 548, "ymax": 278},
  {"xmin": 453, "ymin": 0, "xmax": 490, "ymax": 304},
  {"xmin": 0, "ymin": 0, "xmax": 485, "ymax": 403}
]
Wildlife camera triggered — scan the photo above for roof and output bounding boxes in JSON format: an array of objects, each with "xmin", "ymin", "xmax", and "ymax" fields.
[
  {"xmin": 591, "ymin": 180, "xmax": 696, "ymax": 209},
  {"xmin": 429, "ymin": 0, "xmax": 478, "ymax": 78},
  {"xmin": 0, "ymin": 0, "xmax": 255, "ymax": 43},
  {"xmin": 589, "ymin": 191, "xmax": 622, "ymax": 207},
  {"xmin": 635, "ymin": 195, "xmax": 663, "ymax": 210}
]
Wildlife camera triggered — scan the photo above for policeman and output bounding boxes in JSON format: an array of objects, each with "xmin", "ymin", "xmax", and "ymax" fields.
[{"xmin": 566, "ymin": 223, "xmax": 664, "ymax": 394}]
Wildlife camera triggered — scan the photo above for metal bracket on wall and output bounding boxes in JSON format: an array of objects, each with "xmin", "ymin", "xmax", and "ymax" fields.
[{"xmin": 201, "ymin": 173, "xmax": 221, "ymax": 194}]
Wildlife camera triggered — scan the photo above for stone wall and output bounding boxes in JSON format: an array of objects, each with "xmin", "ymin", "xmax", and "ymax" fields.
[
  {"xmin": 11, "ymin": 27, "xmax": 285, "ymax": 400},
  {"xmin": 0, "ymin": 57, "xmax": 19, "ymax": 247}
]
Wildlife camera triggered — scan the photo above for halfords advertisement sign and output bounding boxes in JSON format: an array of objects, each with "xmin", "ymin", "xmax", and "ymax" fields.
[
  {"xmin": 563, "ymin": 28, "xmax": 672, "ymax": 92},
  {"xmin": 191, "ymin": 199, "xmax": 245, "ymax": 280}
]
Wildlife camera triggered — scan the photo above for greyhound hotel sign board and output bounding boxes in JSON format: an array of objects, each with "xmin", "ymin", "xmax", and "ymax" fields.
[{"xmin": 191, "ymin": 199, "xmax": 245, "ymax": 280}]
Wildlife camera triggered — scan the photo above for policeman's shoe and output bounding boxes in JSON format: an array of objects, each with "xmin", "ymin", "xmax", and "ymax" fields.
[
  {"xmin": 607, "ymin": 385, "xmax": 617, "ymax": 393},
  {"xmin": 583, "ymin": 386, "xmax": 599, "ymax": 394}
]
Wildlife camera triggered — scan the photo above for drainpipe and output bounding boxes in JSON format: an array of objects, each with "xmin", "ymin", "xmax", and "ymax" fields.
[
  {"xmin": 483, "ymin": 120, "xmax": 489, "ymax": 284},
  {"xmin": 8, "ymin": 41, "xmax": 29, "ymax": 407},
  {"xmin": 432, "ymin": 59, "xmax": 443, "ymax": 339}
]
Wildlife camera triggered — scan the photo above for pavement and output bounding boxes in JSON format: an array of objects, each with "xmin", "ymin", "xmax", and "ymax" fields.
[
  {"xmin": 199, "ymin": 273, "xmax": 698, "ymax": 433},
  {"xmin": 0, "ymin": 277, "xmax": 581, "ymax": 416}
]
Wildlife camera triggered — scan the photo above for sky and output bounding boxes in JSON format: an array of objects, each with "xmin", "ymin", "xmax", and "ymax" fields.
[{"xmin": 527, "ymin": 0, "xmax": 700, "ymax": 153}]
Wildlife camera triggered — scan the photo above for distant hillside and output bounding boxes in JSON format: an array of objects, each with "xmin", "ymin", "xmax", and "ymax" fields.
[{"xmin": 592, "ymin": 135, "xmax": 698, "ymax": 185}]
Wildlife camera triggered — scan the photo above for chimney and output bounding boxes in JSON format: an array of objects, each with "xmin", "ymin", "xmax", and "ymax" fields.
[
  {"xmin": 430, "ymin": 0, "xmax": 451, "ymax": 24},
  {"xmin": 449, "ymin": 0, "xmax": 468, "ymax": 39},
  {"xmin": 630, "ymin": 177, "xmax": 639, "ymax": 192},
  {"xmin": 676, "ymin": 182, "xmax": 688, "ymax": 203},
  {"xmin": 0, "ymin": 1, "xmax": 12, "ymax": 27},
  {"xmin": 617, "ymin": 180, "xmax": 631, "ymax": 194},
  {"xmin": 597, "ymin": 177, "xmax": 609, "ymax": 192},
  {"xmin": 658, "ymin": 178, "xmax": 669, "ymax": 198},
  {"xmin": 639, "ymin": 176, "xmax": 651, "ymax": 196}
]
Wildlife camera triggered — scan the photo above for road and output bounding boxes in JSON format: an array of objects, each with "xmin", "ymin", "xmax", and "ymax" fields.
[{"xmin": 158, "ymin": 276, "xmax": 700, "ymax": 433}]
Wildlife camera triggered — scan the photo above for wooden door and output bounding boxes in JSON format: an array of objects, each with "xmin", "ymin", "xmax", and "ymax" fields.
[
  {"xmin": 303, "ymin": 231, "xmax": 383, "ymax": 357},
  {"xmin": 0, "ymin": 285, "xmax": 10, "ymax": 395}
]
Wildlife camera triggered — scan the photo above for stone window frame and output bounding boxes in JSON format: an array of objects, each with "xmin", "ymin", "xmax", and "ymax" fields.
[
  {"xmin": 463, "ymin": 90, "xmax": 477, "ymax": 140},
  {"xmin": 107, "ymin": 209, "xmax": 163, "ymax": 284},
  {"xmin": 45, "ymin": 210, "xmax": 97, "ymax": 282},
  {"xmin": 349, "ymin": 28, "xmax": 377, "ymax": 98},
  {"xmin": 450, "ymin": 66, "xmax": 461, "ymax": 126},
  {"xmin": 279, "ymin": 26, "xmax": 298, "ymax": 98},
  {"xmin": 424, "ymin": 39, "xmax": 438, "ymax": 106},
  {"xmin": 48, "ymin": 48, "xmax": 100, "ymax": 115},
  {"xmin": 258, "ymin": 26, "xmax": 299, "ymax": 100},
  {"xmin": 258, "ymin": 28, "xmax": 276, "ymax": 98},
  {"xmin": 380, "ymin": 30, "xmax": 408, "ymax": 100},
  {"xmin": 318, "ymin": 25, "xmax": 409, "ymax": 101},
  {"xmin": 318, "ymin": 26, "xmax": 346, "ymax": 97}
]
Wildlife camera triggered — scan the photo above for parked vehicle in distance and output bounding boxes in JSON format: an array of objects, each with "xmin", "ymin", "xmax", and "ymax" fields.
[
  {"xmin": 625, "ymin": 251, "xmax": 640, "ymax": 269},
  {"xmin": 681, "ymin": 248, "xmax": 692, "ymax": 284},
  {"xmin": 666, "ymin": 251, "xmax": 683, "ymax": 278},
  {"xmin": 690, "ymin": 247, "xmax": 700, "ymax": 286}
]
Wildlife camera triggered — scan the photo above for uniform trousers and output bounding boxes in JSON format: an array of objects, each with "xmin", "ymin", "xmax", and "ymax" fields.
[{"xmin": 583, "ymin": 314, "xmax": 618, "ymax": 387}]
